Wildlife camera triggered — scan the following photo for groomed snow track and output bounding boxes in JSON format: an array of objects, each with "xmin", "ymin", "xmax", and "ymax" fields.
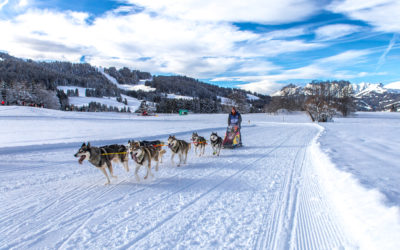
[{"xmin": 0, "ymin": 123, "xmax": 353, "ymax": 249}]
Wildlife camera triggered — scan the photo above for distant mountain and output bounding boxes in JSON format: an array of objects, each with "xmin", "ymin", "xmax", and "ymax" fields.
[
  {"xmin": 272, "ymin": 82, "xmax": 400, "ymax": 111},
  {"xmin": 271, "ymin": 84, "xmax": 303, "ymax": 97}
]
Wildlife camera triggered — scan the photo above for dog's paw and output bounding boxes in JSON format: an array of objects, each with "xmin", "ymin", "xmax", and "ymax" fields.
[{"xmin": 112, "ymin": 175, "xmax": 118, "ymax": 179}]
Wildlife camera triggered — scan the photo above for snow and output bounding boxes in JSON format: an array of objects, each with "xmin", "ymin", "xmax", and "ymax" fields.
[
  {"xmin": 57, "ymin": 85, "xmax": 142, "ymax": 111},
  {"xmin": 271, "ymin": 88, "xmax": 296, "ymax": 96},
  {"xmin": 68, "ymin": 94, "xmax": 141, "ymax": 111},
  {"xmin": 0, "ymin": 107, "xmax": 399, "ymax": 249},
  {"xmin": 166, "ymin": 94, "xmax": 193, "ymax": 100},
  {"xmin": 98, "ymin": 67, "xmax": 155, "ymax": 92},
  {"xmin": 247, "ymin": 93, "xmax": 260, "ymax": 100},
  {"xmin": 353, "ymin": 83, "xmax": 388, "ymax": 97},
  {"xmin": 318, "ymin": 112, "xmax": 400, "ymax": 206},
  {"xmin": 218, "ymin": 96, "xmax": 234, "ymax": 105}
]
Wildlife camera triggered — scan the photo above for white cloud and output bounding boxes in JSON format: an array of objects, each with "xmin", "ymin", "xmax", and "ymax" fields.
[
  {"xmin": 0, "ymin": 0, "xmax": 8, "ymax": 10},
  {"xmin": 0, "ymin": 5, "xmax": 325, "ymax": 79},
  {"xmin": 377, "ymin": 33, "xmax": 398, "ymax": 70},
  {"xmin": 385, "ymin": 81, "xmax": 400, "ymax": 89},
  {"xmin": 317, "ymin": 49, "xmax": 371, "ymax": 64},
  {"xmin": 18, "ymin": 0, "xmax": 28, "ymax": 8},
  {"xmin": 235, "ymin": 59, "xmax": 281, "ymax": 74},
  {"xmin": 128, "ymin": 0, "xmax": 321, "ymax": 24},
  {"xmin": 314, "ymin": 24, "xmax": 361, "ymax": 41},
  {"xmin": 212, "ymin": 49, "xmax": 378, "ymax": 94},
  {"xmin": 327, "ymin": 0, "xmax": 400, "ymax": 32},
  {"xmin": 239, "ymin": 80, "xmax": 284, "ymax": 95}
]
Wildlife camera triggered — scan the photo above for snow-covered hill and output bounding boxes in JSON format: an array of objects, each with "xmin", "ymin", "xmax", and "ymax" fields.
[
  {"xmin": 57, "ymin": 86, "xmax": 142, "ymax": 112},
  {"xmin": 98, "ymin": 67, "xmax": 155, "ymax": 92}
]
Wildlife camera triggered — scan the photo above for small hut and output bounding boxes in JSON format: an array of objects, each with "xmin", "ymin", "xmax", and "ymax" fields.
[{"xmin": 179, "ymin": 109, "xmax": 189, "ymax": 115}]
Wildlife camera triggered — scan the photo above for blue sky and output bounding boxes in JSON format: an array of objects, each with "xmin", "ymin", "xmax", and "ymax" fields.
[{"xmin": 0, "ymin": 0, "xmax": 399, "ymax": 94}]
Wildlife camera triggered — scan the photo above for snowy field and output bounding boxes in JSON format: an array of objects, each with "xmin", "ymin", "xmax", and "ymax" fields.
[{"xmin": 0, "ymin": 107, "xmax": 399, "ymax": 249}]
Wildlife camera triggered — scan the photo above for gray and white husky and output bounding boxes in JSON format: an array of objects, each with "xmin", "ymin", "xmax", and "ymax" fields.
[
  {"xmin": 167, "ymin": 135, "xmax": 191, "ymax": 166},
  {"xmin": 74, "ymin": 142, "xmax": 129, "ymax": 185},
  {"xmin": 191, "ymin": 132, "xmax": 207, "ymax": 156},
  {"xmin": 210, "ymin": 132, "xmax": 222, "ymax": 156},
  {"xmin": 129, "ymin": 139, "xmax": 166, "ymax": 163},
  {"xmin": 128, "ymin": 141, "xmax": 153, "ymax": 181},
  {"xmin": 128, "ymin": 140, "xmax": 166, "ymax": 181}
]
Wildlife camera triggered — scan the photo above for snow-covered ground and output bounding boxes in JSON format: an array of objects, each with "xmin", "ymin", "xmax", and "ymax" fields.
[
  {"xmin": 0, "ymin": 107, "xmax": 399, "ymax": 249},
  {"xmin": 319, "ymin": 112, "xmax": 400, "ymax": 206},
  {"xmin": 166, "ymin": 94, "xmax": 194, "ymax": 100},
  {"xmin": 57, "ymin": 85, "xmax": 142, "ymax": 112}
]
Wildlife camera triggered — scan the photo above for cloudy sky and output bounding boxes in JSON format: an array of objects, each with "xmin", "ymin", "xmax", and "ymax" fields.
[{"xmin": 0, "ymin": 0, "xmax": 399, "ymax": 94}]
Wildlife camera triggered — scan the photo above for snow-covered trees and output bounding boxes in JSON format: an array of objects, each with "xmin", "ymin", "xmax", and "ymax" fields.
[
  {"xmin": 266, "ymin": 80, "xmax": 355, "ymax": 121},
  {"xmin": 304, "ymin": 81, "xmax": 355, "ymax": 122}
]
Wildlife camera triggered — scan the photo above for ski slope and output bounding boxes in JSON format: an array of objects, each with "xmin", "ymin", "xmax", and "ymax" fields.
[{"xmin": 0, "ymin": 107, "xmax": 399, "ymax": 249}]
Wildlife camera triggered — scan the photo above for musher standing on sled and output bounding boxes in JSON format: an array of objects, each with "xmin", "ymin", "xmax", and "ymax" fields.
[{"xmin": 227, "ymin": 107, "xmax": 242, "ymax": 146}]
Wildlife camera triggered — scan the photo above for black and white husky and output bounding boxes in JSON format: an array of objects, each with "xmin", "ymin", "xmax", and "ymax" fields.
[
  {"xmin": 191, "ymin": 132, "xmax": 207, "ymax": 156},
  {"xmin": 167, "ymin": 135, "xmax": 191, "ymax": 166},
  {"xmin": 210, "ymin": 132, "xmax": 222, "ymax": 156},
  {"xmin": 74, "ymin": 142, "xmax": 129, "ymax": 185}
]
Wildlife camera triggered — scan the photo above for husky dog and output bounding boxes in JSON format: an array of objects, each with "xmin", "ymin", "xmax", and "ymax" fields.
[
  {"xmin": 191, "ymin": 132, "xmax": 207, "ymax": 156},
  {"xmin": 128, "ymin": 141, "xmax": 156, "ymax": 181},
  {"xmin": 74, "ymin": 142, "xmax": 129, "ymax": 185},
  {"xmin": 167, "ymin": 135, "xmax": 191, "ymax": 166},
  {"xmin": 128, "ymin": 140, "xmax": 166, "ymax": 172},
  {"xmin": 210, "ymin": 132, "xmax": 223, "ymax": 156},
  {"xmin": 130, "ymin": 140, "xmax": 166, "ymax": 163}
]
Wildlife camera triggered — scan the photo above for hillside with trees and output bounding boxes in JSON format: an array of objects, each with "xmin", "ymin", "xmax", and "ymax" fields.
[{"xmin": 0, "ymin": 52, "xmax": 270, "ymax": 113}]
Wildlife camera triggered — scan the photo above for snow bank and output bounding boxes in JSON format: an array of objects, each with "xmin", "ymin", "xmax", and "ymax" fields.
[
  {"xmin": 310, "ymin": 126, "xmax": 400, "ymax": 250},
  {"xmin": 319, "ymin": 112, "xmax": 400, "ymax": 206}
]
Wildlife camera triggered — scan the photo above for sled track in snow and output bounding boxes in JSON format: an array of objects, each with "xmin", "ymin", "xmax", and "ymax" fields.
[
  {"xmin": 0, "ymin": 123, "xmax": 354, "ymax": 249},
  {"xmin": 58, "ymin": 130, "xmax": 294, "ymax": 248},
  {"xmin": 119, "ymin": 131, "xmax": 294, "ymax": 249}
]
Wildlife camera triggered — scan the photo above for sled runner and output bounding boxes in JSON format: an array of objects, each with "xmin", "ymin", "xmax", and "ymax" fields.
[{"xmin": 222, "ymin": 125, "xmax": 242, "ymax": 149}]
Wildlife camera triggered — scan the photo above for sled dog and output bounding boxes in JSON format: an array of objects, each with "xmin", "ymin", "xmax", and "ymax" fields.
[
  {"xmin": 167, "ymin": 135, "xmax": 191, "ymax": 166},
  {"xmin": 130, "ymin": 140, "xmax": 166, "ymax": 163},
  {"xmin": 210, "ymin": 132, "xmax": 222, "ymax": 156},
  {"xmin": 128, "ymin": 141, "xmax": 158, "ymax": 181},
  {"xmin": 74, "ymin": 142, "xmax": 129, "ymax": 185},
  {"xmin": 191, "ymin": 132, "xmax": 207, "ymax": 156},
  {"xmin": 128, "ymin": 140, "xmax": 166, "ymax": 172}
]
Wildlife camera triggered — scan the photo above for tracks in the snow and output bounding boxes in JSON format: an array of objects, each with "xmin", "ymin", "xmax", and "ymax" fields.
[{"xmin": 0, "ymin": 123, "xmax": 353, "ymax": 249}]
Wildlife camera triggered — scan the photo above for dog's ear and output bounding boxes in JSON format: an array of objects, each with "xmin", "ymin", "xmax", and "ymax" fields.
[
  {"xmin": 87, "ymin": 142, "xmax": 91, "ymax": 148},
  {"xmin": 82, "ymin": 142, "xmax": 86, "ymax": 147}
]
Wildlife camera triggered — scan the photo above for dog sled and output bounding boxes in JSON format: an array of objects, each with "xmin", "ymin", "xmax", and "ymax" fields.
[{"xmin": 222, "ymin": 125, "xmax": 242, "ymax": 149}]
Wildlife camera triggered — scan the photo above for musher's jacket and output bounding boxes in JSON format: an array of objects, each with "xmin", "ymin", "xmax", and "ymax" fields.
[{"xmin": 228, "ymin": 112, "xmax": 242, "ymax": 128}]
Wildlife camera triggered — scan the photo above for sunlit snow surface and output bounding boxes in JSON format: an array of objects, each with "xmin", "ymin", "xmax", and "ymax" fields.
[{"xmin": 0, "ymin": 107, "xmax": 399, "ymax": 249}]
